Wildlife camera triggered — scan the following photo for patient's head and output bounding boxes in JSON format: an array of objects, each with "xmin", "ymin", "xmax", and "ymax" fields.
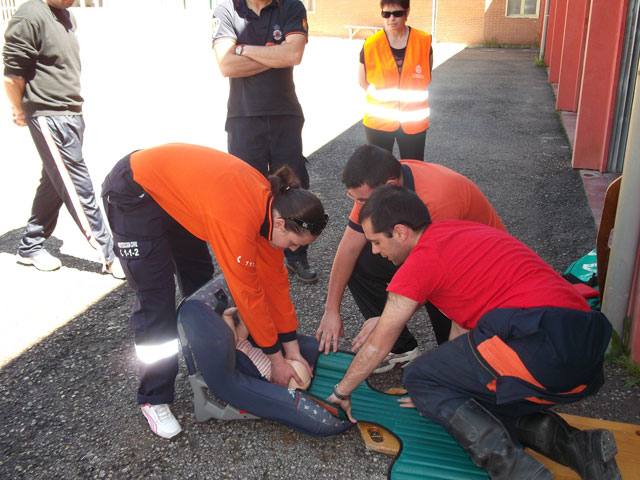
[{"xmin": 222, "ymin": 307, "xmax": 249, "ymax": 343}]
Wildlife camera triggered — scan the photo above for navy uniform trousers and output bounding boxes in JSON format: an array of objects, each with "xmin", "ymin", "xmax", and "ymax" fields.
[
  {"xmin": 364, "ymin": 124, "xmax": 427, "ymax": 161},
  {"xmin": 21, "ymin": 115, "xmax": 113, "ymax": 264},
  {"xmin": 403, "ymin": 307, "xmax": 612, "ymax": 433},
  {"xmin": 102, "ymin": 155, "xmax": 215, "ymax": 405},
  {"xmin": 226, "ymin": 114, "xmax": 310, "ymax": 263}
]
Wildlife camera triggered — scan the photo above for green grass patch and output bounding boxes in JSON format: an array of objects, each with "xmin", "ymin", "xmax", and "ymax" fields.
[
  {"xmin": 533, "ymin": 59, "xmax": 546, "ymax": 67},
  {"xmin": 605, "ymin": 316, "xmax": 640, "ymax": 388}
]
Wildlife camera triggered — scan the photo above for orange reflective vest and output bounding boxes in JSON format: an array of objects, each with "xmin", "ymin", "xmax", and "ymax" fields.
[{"xmin": 363, "ymin": 28, "xmax": 432, "ymax": 134}]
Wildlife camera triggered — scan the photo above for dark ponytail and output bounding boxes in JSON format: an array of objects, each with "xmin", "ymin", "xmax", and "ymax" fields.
[{"xmin": 269, "ymin": 166, "xmax": 328, "ymax": 236}]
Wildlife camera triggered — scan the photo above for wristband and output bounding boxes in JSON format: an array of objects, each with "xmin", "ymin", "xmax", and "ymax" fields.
[{"xmin": 333, "ymin": 383, "xmax": 350, "ymax": 401}]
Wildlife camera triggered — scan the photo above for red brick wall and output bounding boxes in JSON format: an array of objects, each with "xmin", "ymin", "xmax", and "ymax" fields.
[
  {"xmin": 435, "ymin": 0, "xmax": 485, "ymax": 44},
  {"xmin": 483, "ymin": 0, "xmax": 543, "ymax": 46},
  {"xmin": 307, "ymin": 0, "xmax": 542, "ymax": 46},
  {"xmin": 307, "ymin": 0, "xmax": 431, "ymax": 39}
]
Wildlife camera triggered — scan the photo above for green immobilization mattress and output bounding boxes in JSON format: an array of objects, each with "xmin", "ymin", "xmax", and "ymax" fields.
[{"xmin": 309, "ymin": 351, "xmax": 488, "ymax": 479}]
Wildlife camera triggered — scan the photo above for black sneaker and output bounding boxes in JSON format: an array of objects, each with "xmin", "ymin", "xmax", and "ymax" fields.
[{"xmin": 286, "ymin": 260, "xmax": 318, "ymax": 284}]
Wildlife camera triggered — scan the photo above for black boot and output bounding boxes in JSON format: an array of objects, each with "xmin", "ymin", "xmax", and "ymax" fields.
[
  {"xmin": 448, "ymin": 400, "xmax": 552, "ymax": 480},
  {"xmin": 515, "ymin": 410, "xmax": 621, "ymax": 480},
  {"xmin": 285, "ymin": 259, "xmax": 318, "ymax": 284}
]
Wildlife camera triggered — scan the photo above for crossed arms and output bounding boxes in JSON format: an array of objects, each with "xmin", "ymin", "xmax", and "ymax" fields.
[{"xmin": 213, "ymin": 33, "xmax": 306, "ymax": 78}]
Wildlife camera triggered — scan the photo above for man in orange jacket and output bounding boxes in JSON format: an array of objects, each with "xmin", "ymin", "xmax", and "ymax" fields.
[{"xmin": 316, "ymin": 145, "xmax": 505, "ymax": 373}]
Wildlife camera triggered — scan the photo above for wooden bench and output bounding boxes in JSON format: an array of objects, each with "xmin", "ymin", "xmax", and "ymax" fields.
[{"xmin": 345, "ymin": 25, "xmax": 383, "ymax": 40}]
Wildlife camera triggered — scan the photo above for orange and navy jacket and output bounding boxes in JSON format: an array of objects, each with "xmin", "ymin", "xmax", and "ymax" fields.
[
  {"xmin": 363, "ymin": 28, "xmax": 431, "ymax": 134},
  {"xmin": 470, "ymin": 307, "xmax": 610, "ymax": 406},
  {"xmin": 130, "ymin": 143, "xmax": 297, "ymax": 353},
  {"xmin": 348, "ymin": 161, "xmax": 506, "ymax": 233}
]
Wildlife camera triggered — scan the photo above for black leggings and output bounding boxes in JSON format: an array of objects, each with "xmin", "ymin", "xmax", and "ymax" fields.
[{"xmin": 365, "ymin": 125, "xmax": 427, "ymax": 161}]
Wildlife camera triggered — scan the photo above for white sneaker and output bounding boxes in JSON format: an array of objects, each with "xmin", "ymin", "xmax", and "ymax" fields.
[
  {"xmin": 140, "ymin": 403, "xmax": 182, "ymax": 439},
  {"xmin": 373, "ymin": 347, "xmax": 421, "ymax": 374},
  {"xmin": 17, "ymin": 250, "xmax": 61, "ymax": 271},
  {"xmin": 103, "ymin": 259, "xmax": 126, "ymax": 280}
]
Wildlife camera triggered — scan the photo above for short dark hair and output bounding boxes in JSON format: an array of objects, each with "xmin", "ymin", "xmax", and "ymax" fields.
[
  {"xmin": 342, "ymin": 145, "xmax": 402, "ymax": 189},
  {"xmin": 270, "ymin": 166, "xmax": 328, "ymax": 236},
  {"xmin": 231, "ymin": 309, "xmax": 240, "ymax": 328},
  {"xmin": 381, "ymin": 0, "xmax": 410, "ymax": 10},
  {"xmin": 359, "ymin": 185, "xmax": 431, "ymax": 237}
]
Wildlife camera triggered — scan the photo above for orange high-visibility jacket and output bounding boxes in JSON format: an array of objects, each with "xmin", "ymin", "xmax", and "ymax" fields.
[
  {"xmin": 130, "ymin": 144, "xmax": 297, "ymax": 351},
  {"xmin": 363, "ymin": 28, "xmax": 432, "ymax": 134}
]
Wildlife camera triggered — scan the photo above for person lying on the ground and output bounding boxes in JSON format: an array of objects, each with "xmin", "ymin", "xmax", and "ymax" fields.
[
  {"xmin": 222, "ymin": 307, "xmax": 310, "ymax": 389},
  {"xmin": 327, "ymin": 185, "xmax": 620, "ymax": 480},
  {"xmin": 177, "ymin": 277, "xmax": 352, "ymax": 437},
  {"xmin": 315, "ymin": 144, "xmax": 505, "ymax": 373},
  {"xmin": 101, "ymin": 143, "xmax": 328, "ymax": 439}
]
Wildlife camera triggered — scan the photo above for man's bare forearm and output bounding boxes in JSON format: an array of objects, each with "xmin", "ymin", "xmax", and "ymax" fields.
[
  {"xmin": 4, "ymin": 75, "xmax": 27, "ymax": 125},
  {"xmin": 4, "ymin": 75, "xmax": 25, "ymax": 112},
  {"xmin": 325, "ymin": 228, "xmax": 366, "ymax": 312},
  {"xmin": 241, "ymin": 34, "xmax": 306, "ymax": 69},
  {"xmin": 336, "ymin": 293, "xmax": 417, "ymax": 394},
  {"xmin": 218, "ymin": 52, "xmax": 271, "ymax": 78},
  {"xmin": 214, "ymin": 40, "xmax": 271, "ymax": 78}
]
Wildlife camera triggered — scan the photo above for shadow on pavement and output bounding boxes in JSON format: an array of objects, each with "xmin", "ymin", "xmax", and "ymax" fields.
[{"xmin": 0, "ymin": 228, "xmax": 109, "ymax": 276}]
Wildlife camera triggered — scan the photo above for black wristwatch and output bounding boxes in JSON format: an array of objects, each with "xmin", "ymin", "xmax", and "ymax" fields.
[
  {"xmin": 333, "ymin": 383, "xmax": 350, "ymax": 401},
  {"xmin": 235, "ymin": 44, "xmax": 244, "ymax": 56}
]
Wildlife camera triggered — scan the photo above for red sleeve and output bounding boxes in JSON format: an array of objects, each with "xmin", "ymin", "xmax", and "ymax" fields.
[{"xmin": 387, "ymin": 246, "xmax": 443, "ymax": 305}]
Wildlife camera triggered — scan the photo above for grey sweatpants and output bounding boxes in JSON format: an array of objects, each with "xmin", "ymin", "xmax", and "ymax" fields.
[{"xmin": 20, "ymin": 115, "xmax": 113, "ymax": 265}]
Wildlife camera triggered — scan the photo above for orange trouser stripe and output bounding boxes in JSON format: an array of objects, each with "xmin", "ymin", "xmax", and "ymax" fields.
[{"xmin": 477, "ymin": 335, "xmax": 587, "ymax": 402}]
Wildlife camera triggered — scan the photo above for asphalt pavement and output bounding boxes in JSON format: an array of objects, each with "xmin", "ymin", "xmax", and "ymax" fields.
[{"xmin": 1, "ymin": 8, "xmax": 639, "ymax": 480}]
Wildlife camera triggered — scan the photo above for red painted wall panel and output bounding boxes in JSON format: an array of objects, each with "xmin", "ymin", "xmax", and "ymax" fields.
[
  {"xmin": 548, "ymin": 0, "xmax": 567, "ymax": 83},
  {"xmin": 556, "ymin": 0, "xmax": 589, "ymax": 111},
  {"xmin": 572, "ymin": 0, "xmax": 628, "ymax": 171}
]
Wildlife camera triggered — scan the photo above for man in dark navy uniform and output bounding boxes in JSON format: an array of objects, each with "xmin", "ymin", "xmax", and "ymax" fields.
[{"xmin": 212, "ymin": 0, "xmax": 317, "ymax": 284}]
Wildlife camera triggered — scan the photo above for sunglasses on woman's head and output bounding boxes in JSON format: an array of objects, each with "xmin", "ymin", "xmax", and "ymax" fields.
[
  {"xmin": 284, "ymin": 214, "xmax": 329, "ymax": 236},
  {"xmin": 381, "ymin": 10, "xmax": 406, "ymax": 18}
]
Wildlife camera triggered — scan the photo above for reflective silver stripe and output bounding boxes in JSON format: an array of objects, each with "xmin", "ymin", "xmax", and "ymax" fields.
[
  {"xmin": 135, "ymin": 339, "xmax": 179, "ymax": 364},
  {"xmin": 367, "ymin": 85, "xmax": 429, "ymax": 103},
  {"xmin": 37, "ymin": 116, "xmax": 107, "ymax": 266},
  {"xmin": 364, "ymin": 104, "xmax": 431, "ymax": 123}
]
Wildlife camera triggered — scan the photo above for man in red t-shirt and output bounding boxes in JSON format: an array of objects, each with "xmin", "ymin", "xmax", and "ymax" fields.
[
  {"xmin": 327, "ymin": 186, "xmax": 619, "ymax": 480},
  {"xmin": 316, "ymin": 144, "xmax": 505, "ymax": 372}
]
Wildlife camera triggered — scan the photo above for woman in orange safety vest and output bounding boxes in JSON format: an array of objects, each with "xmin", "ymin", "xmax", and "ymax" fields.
[
  {"xmin": 359, "ymin": 0, "xmax": 433, "ymax": 161},
  {"xmin": 101, "ymin": 143, "xmax": 328, "ymax": 439}
]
